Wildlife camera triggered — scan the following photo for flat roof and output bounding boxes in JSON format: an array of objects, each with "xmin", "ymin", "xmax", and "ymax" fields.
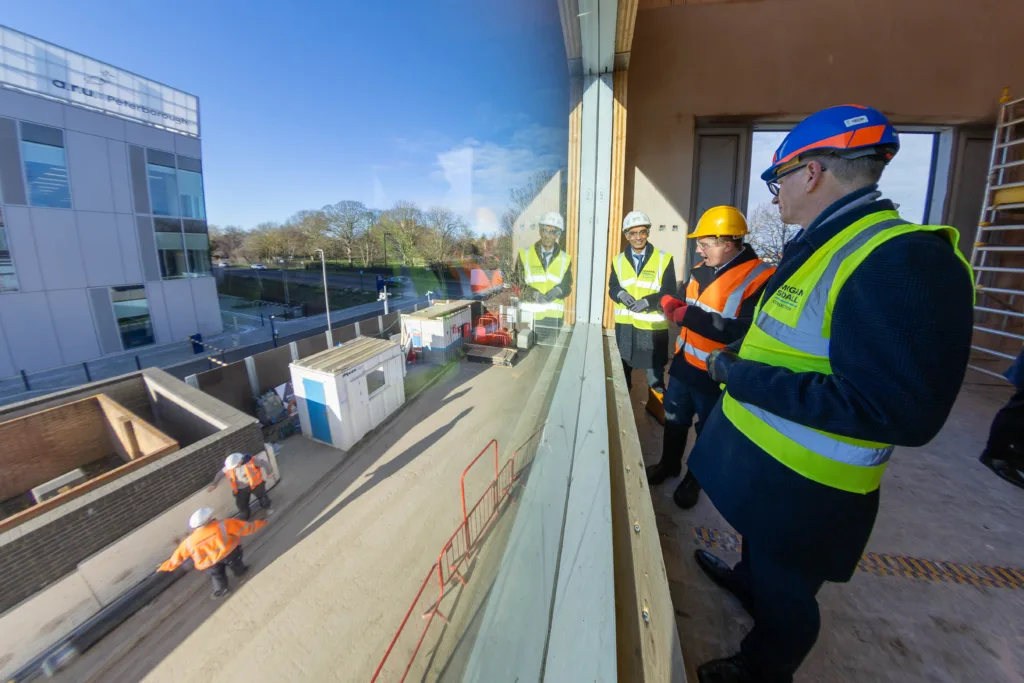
[
  {"xmin": 402, "ymin": 300, "xmax": 472, "ymax": 320},
  {"xmin": 291, "ymin": 336, "xmax": 399, "ymax": 374}
]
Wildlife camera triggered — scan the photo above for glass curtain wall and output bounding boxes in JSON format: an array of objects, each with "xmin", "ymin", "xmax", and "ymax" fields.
[
  {"xmin": 20, "ymin": 122, "xmax": 71, "ymax": 209},
  {"xmin": 0, "ymin": 207, "xmax": 17, "ymax": 292}
]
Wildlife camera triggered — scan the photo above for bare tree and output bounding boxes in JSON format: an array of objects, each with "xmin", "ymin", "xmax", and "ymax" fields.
[
  {"xmin": 746, "ymin": 203, "xmax": 800, "ymax": 265},
  {"xmin": 209, "ymin": 224, "xmax": 246, "ymax": 261},
  {"xmin": 323, "ymin": 200, "xmax": 371, "ymax": 266},
  {"xmin": 378, "ymin": 201, "xmax": 423, "ymax": 266},
  {"xmin": 423, "ymin": 206, "xmax": 464, "ymax": 265}
]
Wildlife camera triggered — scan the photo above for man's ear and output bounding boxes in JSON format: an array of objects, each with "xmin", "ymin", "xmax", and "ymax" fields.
[{"xmin": 804, "ymin": 160, "xmax": 826, "ymax": 193}]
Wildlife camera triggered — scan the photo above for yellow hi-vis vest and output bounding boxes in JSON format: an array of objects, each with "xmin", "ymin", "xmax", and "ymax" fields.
[
  {"xmin": 519, "ymin": 246, "xmax": 571, "ymax": 321},
  {"xmin": 720, "ymin": 210, "xmax": 974, "ymax": 494},
  {"xmin": 612, "ymin": 248, "xmax": 670, "ymax": 331}
]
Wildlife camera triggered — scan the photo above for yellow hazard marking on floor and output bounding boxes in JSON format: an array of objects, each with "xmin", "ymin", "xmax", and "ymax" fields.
[{"xmin": 691, "ymin": 526, "xmax": 1024, "ymax": 590}]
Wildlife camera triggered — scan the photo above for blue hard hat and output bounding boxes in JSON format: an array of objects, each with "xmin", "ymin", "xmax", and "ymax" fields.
[{"xmin": 761, "ymin": 105, "xmax": 900, "ymax": 182}]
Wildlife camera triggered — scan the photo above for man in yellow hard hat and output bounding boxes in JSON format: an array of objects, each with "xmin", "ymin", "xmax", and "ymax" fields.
[{"xmin": 649, "ymin": 206, "xmax": 774, "ymax": 511}]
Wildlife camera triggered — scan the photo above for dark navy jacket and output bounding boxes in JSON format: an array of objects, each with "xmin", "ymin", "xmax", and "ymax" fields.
[{"xmin": 687, "ymin": 186, "xmax": 975, "ymax": 580}]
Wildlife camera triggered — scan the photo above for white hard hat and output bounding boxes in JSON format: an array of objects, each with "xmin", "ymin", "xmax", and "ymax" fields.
[
  {"xmin": 225, "ymin": 452, "xmax": 244, "ymax": 469},
  {"xmin": 623, "ymin": 210, "xmax": 652, "ymax": 232},
  {"xmin": 189, "ymin": 507, "xmax": 214, "ymax": 529},
  {"xmin": 538, "ymin": 212, "xmax": 565, "ymax": 233}
]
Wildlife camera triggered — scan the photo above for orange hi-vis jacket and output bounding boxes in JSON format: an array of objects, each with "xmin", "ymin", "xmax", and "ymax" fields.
[
  {"xmin": 158, "ymin": 518, "xmax": 266, "ymax": 571},
  {"xmin": 676, "ymin": 259, "xmax": 775, "ymax": 371},
  {"xmin": 226, "ymin": 460, "xmax": 264, "ymax": 494}
]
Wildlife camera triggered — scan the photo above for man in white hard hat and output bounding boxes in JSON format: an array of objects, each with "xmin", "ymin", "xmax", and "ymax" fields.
[
  {"xmin": 158, "ymin": 507, "xmax": 267, "ymax": 598},
  {"xmin": 208, "ymin": 452, "xmax": 274, "ymax": 520},
  {"xmin": 608, "ymin": 210, "xmax": 676, "ymax": 393},
  {"xmin": 512, "ymin": 211, "xmax": 573, "ymax": 338}
]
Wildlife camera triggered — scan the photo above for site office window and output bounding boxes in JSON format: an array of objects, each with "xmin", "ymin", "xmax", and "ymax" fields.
[
  {"xmin": 110, "ymin": 285, "xmax": 154, "ymax": 349},
  {"xmin": 146, "ymin": 149, "xmax": 206, "ymax": 220},
  {"xmin": 20, "ymin": 122, "xmax": 71, "ymax": 209}
]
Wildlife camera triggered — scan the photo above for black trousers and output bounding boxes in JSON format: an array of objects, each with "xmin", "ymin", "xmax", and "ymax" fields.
[
  {"xmin": 234, "ymin": 482, "xmax": 272, "ymax": 521},
  {"xmin": 622, "ymin": 358, "xmax": 665, "ymax": 392},
  {"xmin": 207, "ymin": 546, "xmax": 246, "ymax": 592},
  {"xmin": 983, "ymin": 387, "xmax": 1024, "ymax": 463},
  {"xmin": 732, "ymin": 541, "xmax": 828, "ymax": 683}
]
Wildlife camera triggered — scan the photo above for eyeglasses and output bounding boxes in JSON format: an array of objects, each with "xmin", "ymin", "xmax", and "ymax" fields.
[
  {"xmin": 626, "ymin": 229, "xmax": 649, "ymax": 238},
  {"xmin": 540, "ymin": 228, "xmax": 560, "ymax": 236},
  {"xmin": 766, "ymin": 161, "xmax": 827, "ymax": 196}
]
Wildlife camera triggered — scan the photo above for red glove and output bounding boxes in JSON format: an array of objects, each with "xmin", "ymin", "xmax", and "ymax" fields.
[{"xmin": 661, "ymin": 296, "xmax": 688, "ymax": 323}]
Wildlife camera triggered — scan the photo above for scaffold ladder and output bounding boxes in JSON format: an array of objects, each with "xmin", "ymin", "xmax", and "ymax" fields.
[{"xmin": 970, "ymin": 87, "xmax": 1024, "ymax": 380}]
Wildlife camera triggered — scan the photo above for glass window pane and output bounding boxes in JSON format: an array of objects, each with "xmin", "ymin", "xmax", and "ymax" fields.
[
  {"xmin": 365, "ymin": 366, "xmax": 386, "ymax": 395},
  {"xmin": 155, "ymin": 230, "xmax": 186, "ymax": 279},
  {"xmin": 22, "ymin": 140, "xmax": 71, "ymax": 209},
  {"xmin": 111, "ymin": 285, "xmax": 154, "ymax": 349},
  {"xmin": 184, "ymin": 232, "xmax": 212, "ymax": 276},
  {"xmin": 147, "ymin": 162, "xmax": 179, "ymax": 216},
  {"xmin": 178, "ymin": 169, "xmax": 206, "ymax": 219},
  {"xmin": 0, "ymin": 208, "xmax": 17, "ymax": 293}
]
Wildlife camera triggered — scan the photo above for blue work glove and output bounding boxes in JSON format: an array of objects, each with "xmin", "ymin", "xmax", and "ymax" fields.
[
  {"xmin": 707, "ymin": 348, "xmax": 739, "ymax": 385},
  {"xmin": 629, "ymin": 298, "xmax": 649, "ymax": 313},
  {"xmin": 617, "ymin": 290, "xmax": 637, "ymax": 307}
]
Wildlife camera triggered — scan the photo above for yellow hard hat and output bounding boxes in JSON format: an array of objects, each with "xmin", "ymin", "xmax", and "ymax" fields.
[{"xmin": 688, "ymin": 206, "xmax": 748, "ymax": 239}]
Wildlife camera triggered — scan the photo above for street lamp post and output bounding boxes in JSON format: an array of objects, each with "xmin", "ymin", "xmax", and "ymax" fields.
[{"xmin": 314, "ymin": 248, "xmax": 334, "ymax": 347}]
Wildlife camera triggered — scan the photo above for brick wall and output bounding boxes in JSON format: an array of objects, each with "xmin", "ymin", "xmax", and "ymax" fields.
[
  {"xmin": 0, "ymin": 421, "xmax": 262, "ymax": 614},
  {"xmin": 0, "ymin": 375, "xmax": 152, "ymax": 425},
  {"xmin": 0, "ymin": 398, "xmax": 112, "ymax": 501}
]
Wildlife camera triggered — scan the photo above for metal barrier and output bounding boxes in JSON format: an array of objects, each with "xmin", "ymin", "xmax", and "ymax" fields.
[{"xmin": 369, "ymin": 562, "xmax": 442, "ymax": 683}]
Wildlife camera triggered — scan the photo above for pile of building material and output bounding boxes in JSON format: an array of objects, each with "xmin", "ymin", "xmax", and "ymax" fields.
[{"xmin": 466, "ymin": 343, "xmax": 517, "ymax": 367}]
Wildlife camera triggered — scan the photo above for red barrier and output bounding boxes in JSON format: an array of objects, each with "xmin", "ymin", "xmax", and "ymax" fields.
[
  {"xmin": 370, "ymin": 562, "xmax": 441, "ymax": 683},
  {"xmin": 374, "ymin": 438, "xmax": 527, "ymax": 681}
]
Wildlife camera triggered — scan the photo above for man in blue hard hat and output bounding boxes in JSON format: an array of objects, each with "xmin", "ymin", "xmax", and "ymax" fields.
[{"xmin": 684, "ymin": 105, "xmax": 975, "ymax": 683}]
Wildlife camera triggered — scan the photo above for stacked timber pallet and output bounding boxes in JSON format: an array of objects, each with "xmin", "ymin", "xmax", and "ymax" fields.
[{"xmin": 465, "ymin": 344, "xmax": 517, "ymax": 367}]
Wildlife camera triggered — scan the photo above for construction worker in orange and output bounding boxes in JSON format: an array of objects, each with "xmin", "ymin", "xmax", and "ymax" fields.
[
  {"xmin": 208, "ymin": 452, "xmax": 274, "ymax": 520},
  {"xmin": 648, "ymin": 206, "xmax": 774, "ymax": 510},
  {"xmin": 158, "ymin": 507, "xmax": 266, "ymax": 598}
]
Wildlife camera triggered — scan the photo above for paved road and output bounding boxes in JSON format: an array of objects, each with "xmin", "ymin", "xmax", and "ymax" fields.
[
  {"xmin": 217, "ymin": 267, "xmax": 420, "ymax": 294},
  {"xmin": 0, "ymin": 293, "xmax": 429, "ymax": 406}
]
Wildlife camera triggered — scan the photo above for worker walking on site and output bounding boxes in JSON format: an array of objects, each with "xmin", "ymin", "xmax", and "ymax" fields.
[
  {"xmin": 158, "ymin": 507, "xmax": 267, "ymax": 598},
  {"xmin": 609, "ymin": 210, "xmax": 676, "ymax": 393},
  {"xmin": 512, "ymin": 211, "xmax": 573, "ymax": 336},
  {"xmin": 979, "ymin": 345, "xmax": 1024, "ymax": 490},
  {"xmin": 646, "ymin": 206, "xmax": 773, "ymax": 510},
  {"xmin": 209, "ymin": 452, "xmax": 274, "ymax": 520},
  {"xmin": 684, "ymin": 105, "xmax": 975, "ymax": 683}
]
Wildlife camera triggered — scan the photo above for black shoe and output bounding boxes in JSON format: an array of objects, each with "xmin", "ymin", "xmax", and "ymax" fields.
[
  {"xmin": 980, "ymin": 452, "xmax": 1024, "ymax": 490},
  {"xmin": 697, "ymin": 653, "xmax": 763, "ymax": 683},
  {"xmin": 212, "ymin": 588, "xmax": 230, "ymax": 599},
  {"xmin": 234, "ymin": 564, "xmax": 250, "ymax": 577},
  {"xmin": 646, "ymin": 460, "xmax": 681, "ymax": 485},
  {"xmin": 694, "ymin": 550, "xmax": 752, "ymax": 616},
  {"xmin": 673, "ymin": 471, "xmax": 702, "ymax": 509}
]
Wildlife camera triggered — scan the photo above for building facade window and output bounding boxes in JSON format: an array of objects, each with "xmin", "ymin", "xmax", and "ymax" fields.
[
  {"xmin": 154, "ymin": 217, "xmax": 187, "ymax": 279},
  {"xmin": 20, "ymin": 122, "xmax": 71, "ymax": 209},
  {"xmin": 176, "ymin": 156, "xmax": 206, "ymax": 219},
  {"xmin": 110, "ymin": 285, "xmax": 154, "ymax": 349},
  {"xmin": 0, "ymin": 207, "xmax": 18, "ymax": 293},
  {"xmin": 147, "ymin": 149, "xmax": 179, "ymax": 217},
  {"xmin": 366, "ymin": 366, "xmax": 386, "ymax": 395}
]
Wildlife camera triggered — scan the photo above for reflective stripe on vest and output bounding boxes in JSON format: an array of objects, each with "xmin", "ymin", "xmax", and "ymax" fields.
[
  {"xmin": 721, "ymin": 211, "xmax": 974, "ymax": 494},
  {"xmin": 676, "ymin": 259, "xmax": 774, "ymax": 370},
  {"xmin": 226, "ymin": 461, "xmax": 263, "ymax": 494},
  {"xmin": 612, "ymin": 249, "xmax": 670, "ymax": 331},
  {"xmin": 186, "ymin": 521, "xmax": 239, "ymax": 570},
  {"xmin": 519, "ymin": 247, "xmax": 571, "ymax": 321}
]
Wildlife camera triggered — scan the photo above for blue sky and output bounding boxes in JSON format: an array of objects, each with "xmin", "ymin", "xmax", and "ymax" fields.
[{"xmin": 3, "ymin": 1, "xmax": 569, "ymax": 232}]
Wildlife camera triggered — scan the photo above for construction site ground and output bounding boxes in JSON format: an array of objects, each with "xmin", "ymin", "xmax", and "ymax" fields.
[
  {"xmin": 630, "ymin": 373, "xmax": 1024, "ymax": 683},
  {"xmin": 50, "ymin": 343, "xmax": 561, "ymax": 683}
]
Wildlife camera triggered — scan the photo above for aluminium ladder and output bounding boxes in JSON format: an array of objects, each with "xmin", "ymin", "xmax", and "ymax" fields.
[{"xmin": 970, "ymin": 88, "xmax": 1024, "ymax": 380}]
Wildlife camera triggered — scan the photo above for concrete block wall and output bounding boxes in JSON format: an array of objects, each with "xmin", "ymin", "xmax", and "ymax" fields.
[{"xmin": 0, "ymin": 368, "xmax": 262, "ymax": 615}]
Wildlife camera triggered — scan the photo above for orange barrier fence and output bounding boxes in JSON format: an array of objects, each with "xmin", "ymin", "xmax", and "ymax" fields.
[{"xmin": 370, "ymin": 562, "xmax": 442, "ymax": 683}]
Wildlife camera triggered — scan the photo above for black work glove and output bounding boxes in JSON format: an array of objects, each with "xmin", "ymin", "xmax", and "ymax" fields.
[
  {"xmin": 616, "ymin": 290, "xmax": 637, "ymax": 307},
  {"xmin": 543, "ymin": 286, "xmax": 563, "ymax": 303},
  {"xmin": 707, "ymin": 348, "xmax": 740, "ymax": 385},
  {"xmin": 529, "ymin": 289, "xmax": 544, "ymax": 303},
  {"xmin": 629, "ymin": 298, "xmax": 649, "ymax": 312}
]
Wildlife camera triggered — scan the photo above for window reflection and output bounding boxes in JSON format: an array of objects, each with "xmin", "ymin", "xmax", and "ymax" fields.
[
  {"xmin": 147, "ymin": 160, "xmax": 179, "ymax": 217},
  {"xmin": 178, "ymin": 168, "xmax": 205, "ymax": 219},
  {"xmin": 110, "ymin": 285, "xmax": 154, "ymax": 349},
  {"xmin": 154, "ymin": 218, "xmax": 186, "ymax": 278},
  {"xmin": 0, "ymin": 208, "xmax": 17, "ymax": 293},
  {"xmin": 21, "ymin": 122, "xmax": 71, "ymax": 209}
]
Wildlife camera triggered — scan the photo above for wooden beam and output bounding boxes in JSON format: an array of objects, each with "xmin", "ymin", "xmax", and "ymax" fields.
[
  {"xmin": 605, "ymin": 330, "xmax": 687, "ymax": 682},
  {"xmin": 558, "ymin": 0, "xmax": 583, "ymax": 60},
  {"xmin": 616, "ymin": 0, "xmax": 639, "ymax": 55},
  {"xmin": 603, "ymin": 70, "xmax": 628, "ymax": 329}
]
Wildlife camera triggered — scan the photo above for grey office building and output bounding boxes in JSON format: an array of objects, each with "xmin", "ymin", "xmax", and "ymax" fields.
[{"xmin": 0, "ymin": 26, "xmax": 220, "ymax": 376}]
